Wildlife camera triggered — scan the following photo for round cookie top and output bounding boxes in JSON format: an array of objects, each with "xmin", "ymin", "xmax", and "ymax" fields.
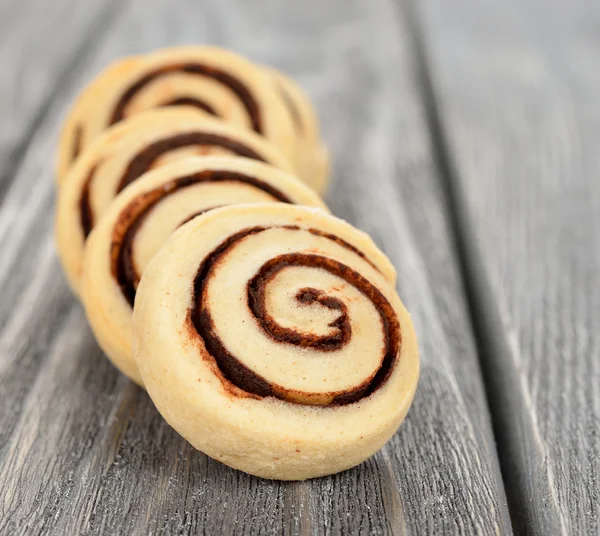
[
  {"xmin": 82, "ymin": 156, "xmax": 328, "ymax": 385},
  {"xmin": 55, "ymin": 107, "xmax": 293, "ymax": 296},
  {"xmin": 57, "ymin": 46, "xmax": 296, "ymax": 182},
  {"xmin": 133, "ymin": 204, "xmax": 418, "ymax": 480}
]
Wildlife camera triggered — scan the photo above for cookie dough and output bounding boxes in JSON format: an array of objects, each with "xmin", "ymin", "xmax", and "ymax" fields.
[
  {"xmin": 57, "ymin": 46, "xmax": 295, "ymax": 184},
  {"xmin": 82, "ymin": 156, "xmax": 327, "ymax": 385},
  {"xmin": 132, "ymin": 204, "xmax": 418, "ymax": 480},
  {"xmin": 56, "ymin": 107, "xmax": 293, "ymax": 297},
  {"xmin": 266, "ymin": 67, "xmax": 330, "ymax": 193}
]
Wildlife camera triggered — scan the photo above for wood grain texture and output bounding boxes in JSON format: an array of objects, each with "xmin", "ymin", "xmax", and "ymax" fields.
[
  {"xmin": 0, "ymin": 0, "xmax": 122, "ymax": 200},
  {"xmin": 415, "ymin": 0, "xmax": 600, "ymax": 533},
  {"xmin": 0, "ymin": 0, "xmax": 511, "ymax": 533}
]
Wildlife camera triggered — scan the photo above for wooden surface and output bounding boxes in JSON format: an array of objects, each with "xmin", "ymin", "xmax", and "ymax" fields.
[
  {"xmin": 416, "ymin": 0, "xmax": 600, "ymax": 533},
  {"xmin": 0, "ymin": 0, "xmax": 596, "ymax": 534},
  {"xmin": 0, "ymin": 0, "xmax": 120, "ymax": 198}
]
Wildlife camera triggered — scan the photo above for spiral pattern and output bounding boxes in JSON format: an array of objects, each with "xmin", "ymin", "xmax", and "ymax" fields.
[
  {"xmin": 57, "ymin": 47, "xmax": 295, "ymax": 184},
  {"xmin": 109, "ymin": 62, "xmax": 262, "ymax": 132},
  {"xmin": 159, "ymin": 97, "xmax": 217, "ymax": 116},
  {"xmin": 82, "ymin": 157, "xmax": 327, "ymax": 386},
  {"xmin": 56, "ymin": 108, "xmax": 293, "ymax": 297},
  {"xmin": 132, "ymin": 204, "xmax": 418, "ymax": 479},
  {"xmin": 113, "ymin": 170, "xmax": 294, "ymax": 305},
  {"xmin": 115, "ymin": 131, "xmax": 267, "ymax": 193},
  {"xmin": 80, "ymin": 130, "xmax": 271, "ymax": 237},
  {"xmin": 192, "ymin": 229, "xmax": 400, "ymax": 405}
]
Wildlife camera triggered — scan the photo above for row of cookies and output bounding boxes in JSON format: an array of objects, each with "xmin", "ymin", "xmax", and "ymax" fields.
[
  {"xmin": 54, "ymin": 46, "xmax": 419, "ymax": 480},
  {"xmin": 56, "ymin": 46, "xmax": 329, "ymax": 193}
]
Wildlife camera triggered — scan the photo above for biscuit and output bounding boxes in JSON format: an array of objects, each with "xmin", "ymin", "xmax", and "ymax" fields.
[{"xmin": 132, "ymin": 204, "xmax": 418, "ymax": 480}]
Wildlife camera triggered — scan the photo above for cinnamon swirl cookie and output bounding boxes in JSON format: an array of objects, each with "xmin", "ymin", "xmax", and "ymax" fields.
[
  {"xmin": 267, "ymin": 68, "xmax": 330, "ymax": 194},
  {"xmin": 82, "ymin": 157, "xmax": 327, "ymax": 385},
  {"xmin": 57, "ymin": 46, "xmax": 296, "ymax": 184},
  {"xmin": 56, "ymin": 108, "xmax": 292, "ymax": 297},
  {"xmin": 133, "ymin": 204, "xmax": 418, "ymax": 480}
]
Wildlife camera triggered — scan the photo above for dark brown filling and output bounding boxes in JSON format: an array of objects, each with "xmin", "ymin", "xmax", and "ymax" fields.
[
  {"xmin": 308, "ymin": 228, "xmax": 381, "ymax": 273},
  {"xmin": 110, "ymin": 63, "xmax": 262, "ymax": 133},
  {"xmin": 190, "ymin": 228, "xmax": 401, "ymax": 406},
  {"xmin": 117, "ymin": 132, "xmax": 267, "ymax": 192},
  {"xmin": 70, "ymin": 63, "xmax": 256, "ymax": 166},
  {"xmin": 178, "ymin": 206, "xmax": 223, "ymax": 228},
  {"xmin": 71, "ymin": 125, "xmax": 83, "ymax": 162},
  {"xmin": 249, "ymin": 276, "xmax": 351, "ymax": 351},
  {"xmin": 160, "ymin": 97, "xmax": 218, "ymax": 117},
  {"xmin": 80, "ymin": 164, "xmax": 99, "ymax": 238},
  {"xmin": 80, "ymin": 132, "xmax": 270, "ymax": 235},
  {"xmin": 111, "ymin": 172, "xmax": 293, "ymax": 307}
]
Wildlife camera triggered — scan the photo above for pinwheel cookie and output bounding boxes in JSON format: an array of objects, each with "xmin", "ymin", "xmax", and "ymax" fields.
[
  {"xmin": 82, "ymin": 156, "xmax": 327, "ymax": 386},
  {"xmin": 133, "ymin": 204, "xmax": 419, "ymax": 480},
  {"xmin": 267, "ymin": 68, "xmax": 330, "ymax": 193},
  {"xmin": 57, "ymin": 46, "xmax": 295, "ymax": 184},
  {"xmin": 56, "ymin": 107, "xmax": 292, "ymax": 297}
]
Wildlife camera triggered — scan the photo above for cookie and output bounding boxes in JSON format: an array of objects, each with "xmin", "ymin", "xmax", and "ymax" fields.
[
  {"xmin": 56, "ymin": 107, "xmax": 292, "ymax": 297},
  {"xmin": 82, "ymin": 156, "xmax": 328, "ymax": 385},
  {"xmin": 267, "ymin": 67, "xmax": 330, "ymax": 194},
  {"xmin": 133, "ymin": 204, "xmax": 418, "ymax": 480},
  {"xmin": 57, "ymin": 46, "xmax": 296, "ymax": 183}
]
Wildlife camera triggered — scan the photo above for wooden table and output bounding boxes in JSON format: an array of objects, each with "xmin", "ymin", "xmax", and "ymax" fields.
[{"xmin": 0, "ymin": 0, "xmax": 598, "ymax": 534}]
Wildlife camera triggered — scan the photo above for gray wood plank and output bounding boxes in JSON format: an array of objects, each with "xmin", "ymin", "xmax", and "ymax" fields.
[
  {"xmin": 414, "ymin": 0, "xmax": 600, "ymax": 533},
  {"xmin": 0, "ymin": 0, "xmax": 122, "ymax": 200},
  {"xmin": 0, "ymin": 0, "xmax": 511, "ymax": 533}
]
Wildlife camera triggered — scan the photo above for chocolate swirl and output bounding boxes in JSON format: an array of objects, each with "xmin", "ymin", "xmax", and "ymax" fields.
[
  {"xmin": 160, "ymin": 97, "xmax": 218, "ymax": 116},
  {"xmin": 189, "ymin": 226, "xmax": 401, "ymax": 406},
  {"xmin": 80, "ymin": 133, "xmax": 269, "ymax": 237},
  {"xmin": 110, "ymin": 172, "xmax": 293, "ymax": 307},
  {"xmin": 79, "ymin": 164, "xmax": 98, "ymax": 239},
  {"xmin": 117, "ymin": 132, "xmax": 266, "ymax": 192},
  {"xmin": 68, "ymin": 63, "xmax": 262, "ymax": 167},
  {"xmin": 129, "ymin": 204, "xmax": 416, "ymax": 480},
  {"xmin": 110, "ymin": 63, "xmax": 262, "ymax": 132},
  {"xmin": 72, "ymin": 125, "xmax": 83, "ymax": 161}
]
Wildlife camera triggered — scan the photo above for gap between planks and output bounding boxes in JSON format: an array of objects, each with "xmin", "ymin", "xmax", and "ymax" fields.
[{"xmin": 398, "ymin": 0, "xmax": 530, "ymax": 532}]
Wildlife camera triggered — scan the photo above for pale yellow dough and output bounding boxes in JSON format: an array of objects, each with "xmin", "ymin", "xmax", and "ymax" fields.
[
  {"xmin": 82, "ymin": 156, "xmax": 328, "ymax": 386},
  {"xmin": 57, "ymin": 46, "xmax": 296, "ymax": 184},
  {"xmin": 133, "ymin": 204, "xmax": 418, "ymax": 480},
  {"xmin": 55, "ymin": 108, "xmax": 293, "ymax": 298},
  {"xmin": 266, "ymin": 67, "xmax": 330, "ymax": 194}
]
